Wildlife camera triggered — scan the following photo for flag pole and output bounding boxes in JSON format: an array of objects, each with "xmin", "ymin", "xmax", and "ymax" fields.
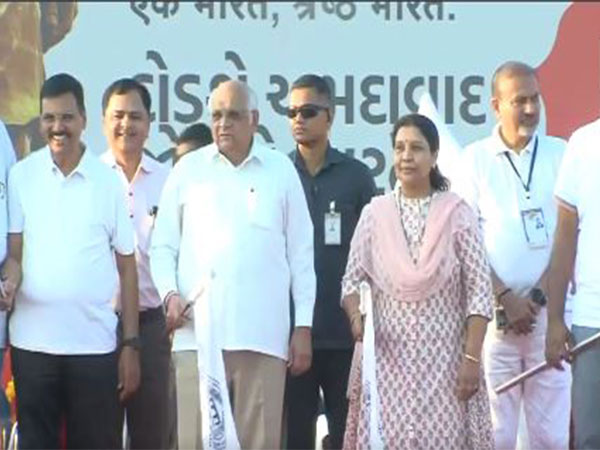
[{"xmin": 494, "ymin": 330, "xmax": 600, "ymax": 394}]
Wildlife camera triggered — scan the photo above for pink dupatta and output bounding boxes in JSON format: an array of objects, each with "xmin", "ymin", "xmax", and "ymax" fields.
[{"xmin": 359, "ymin": 190, "xmax": 475, "ymax": 302}]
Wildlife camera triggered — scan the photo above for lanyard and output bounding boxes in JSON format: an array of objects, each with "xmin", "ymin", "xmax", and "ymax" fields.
[{"xmin": 503, "ymin": 137, "xmax": 538, "ymax": 200}]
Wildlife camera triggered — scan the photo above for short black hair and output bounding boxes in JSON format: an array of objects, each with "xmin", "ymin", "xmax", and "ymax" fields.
[
  {"xmin": 291, "ymin": 74, "xmax": 333, "ymax": 109},
  {"xmin": 177, "ymin": 123, "xmax": 213, "ymax": 147},
  {"xmin": 40, "ymin": 73, "xmax": 86, "ymax": 114},
  {"xmin": 102, "ymin": 78, "xmax": 151, "ymax": 115}
]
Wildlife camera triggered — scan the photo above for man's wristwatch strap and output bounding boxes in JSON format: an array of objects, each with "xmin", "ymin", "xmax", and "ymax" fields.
[{"xmin": 121, "ymin": 336, "xmax": 141, "ymax": 350}]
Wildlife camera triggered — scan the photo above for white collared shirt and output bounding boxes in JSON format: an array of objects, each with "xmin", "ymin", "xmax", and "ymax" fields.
[
  {"xmin": 455, "ymin": 126, "xmax": 565, "ymax": 295},
  {"xmin": 8, "ymin": 147, "xmax": 135, "ymax": 354},
  {"xmin": 100, "ymin": 150, "xmax": 170, "ymax": 311},
  {"xmin": 0, "ymin": 121, "xmax": 16, "ymax": 348},
  {"xmin": 555, "ymin": 119, "xmax": 600, "ymax": 328},
  {"xmin": 150, "ymin": 141, "xmax": 316, "ymax": 357}
]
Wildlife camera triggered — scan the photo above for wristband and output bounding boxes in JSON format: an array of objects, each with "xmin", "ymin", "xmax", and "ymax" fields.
[
  {"xmin": 164, "ymin": 290, "xmax": 178, "ymax": 306},
  {"xmin": 121, "ymin": 336, "xmax": 141, "ymax": 351}
]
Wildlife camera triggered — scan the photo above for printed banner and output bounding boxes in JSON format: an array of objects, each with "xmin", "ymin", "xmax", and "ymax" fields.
[{"xmin": 1, "ymin": 2, "xmax": 599, "ymax": 191}]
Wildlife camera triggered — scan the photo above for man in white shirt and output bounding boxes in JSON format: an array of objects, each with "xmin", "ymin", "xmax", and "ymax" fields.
[
  {"xmin": 150, "ymin": 80, "xmax": 316, "ymax": 449},
  {"xmin": 4, "ymin": 73, "xmax": 140, "ymax": 449},
  {"xmin": 456, "ymin": 62, "xmax": 570, "ymax": 449},
  {"xmin": 0, "ymin": 120, "xmax": 17, "ymax": 380},
  {"xmin": 100, "ymin": 78, "xmax": 171, "ymax": 449},
  {"xmin": 163, "ymin": 121, "xmax": 215, "ymax": 450},
  {"xmin": 546, "ymin": 118, "xmax": 600, "ymax": 449}
]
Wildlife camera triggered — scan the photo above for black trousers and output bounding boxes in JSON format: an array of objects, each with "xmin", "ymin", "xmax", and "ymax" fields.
[
  {"xmin": 285, "ymin": 348, "xmax": 353, "ymax": 449},
  {"xmin": 11, "ymin": 346, "xmax": 121, "ymax": 449},
  {"xmin": 119, "ymin": 306, "xmax": 171, "ymax": 450}
]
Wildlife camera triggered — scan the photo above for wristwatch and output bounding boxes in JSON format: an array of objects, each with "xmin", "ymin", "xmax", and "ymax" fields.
[
  {"xmin": 530, "ymin": 288, "xmax": 547, "ymax": 307},
  {"xmin": 121, "ymin": 336, "xmax": 141, "ymax": 351}
]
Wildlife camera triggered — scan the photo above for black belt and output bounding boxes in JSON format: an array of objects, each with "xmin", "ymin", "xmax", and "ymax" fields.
[
  {"xmin": 139, "ymin": 305, "xmax": 165, "ymax": 325},
  {"xmin": 116, "ymin": 305, "xmax": 165, "ymax": 325}
]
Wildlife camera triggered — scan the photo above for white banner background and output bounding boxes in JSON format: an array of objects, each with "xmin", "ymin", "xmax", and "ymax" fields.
[{"xmin": 41, "ymin": 1, "xmax": 569, "ymax": 190}]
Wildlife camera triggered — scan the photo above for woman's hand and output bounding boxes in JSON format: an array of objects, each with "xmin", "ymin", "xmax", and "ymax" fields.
[
  {"xmin": 455, "ymin": 356, "xmax": 480, "ymax": 401},
  {"xmin": 349, "ymin": 312, "xmax": 364, "ymax": 342},
  {"xmin": 342, "ymin": 293, "xmax": 364, "ymax": 342}
]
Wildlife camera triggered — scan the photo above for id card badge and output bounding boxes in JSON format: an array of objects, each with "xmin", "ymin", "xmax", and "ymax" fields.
[
  {"xmin": 520, "ymin": 208, "xmax": 549, "ymax": 249},
  {"xmin": 324, "ymin": 201, "xmax": 341, "ymax": 246}
]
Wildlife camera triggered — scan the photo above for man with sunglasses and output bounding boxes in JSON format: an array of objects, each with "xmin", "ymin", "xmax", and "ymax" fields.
[{"xmin": 285, "ymin": 74, "xmax": 376, "ymax": 449}]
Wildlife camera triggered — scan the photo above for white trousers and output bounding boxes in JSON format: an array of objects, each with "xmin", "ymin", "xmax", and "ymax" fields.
[{"xmin": 484, "ymin": 311, "xmax": 571, "ymax": 450}]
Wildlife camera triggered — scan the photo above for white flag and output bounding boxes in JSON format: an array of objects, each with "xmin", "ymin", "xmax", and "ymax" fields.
[
  {"xmin": 193, "ymin": 281, "xmax": 241, "ymax": 450},
  {"xmin": 361, "ymin": 282, "xmax": 385, "ymax": 449}
]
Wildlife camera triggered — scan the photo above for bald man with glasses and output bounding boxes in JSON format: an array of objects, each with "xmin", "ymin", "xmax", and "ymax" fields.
[{"xmin": 151, "ymin": 80, "xmax": 316, "ymax": 449}]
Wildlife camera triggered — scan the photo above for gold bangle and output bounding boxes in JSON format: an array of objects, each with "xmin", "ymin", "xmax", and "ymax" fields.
[{"xmin": 464, "ymin": 353, "xmax": 480, "ymax": 364}]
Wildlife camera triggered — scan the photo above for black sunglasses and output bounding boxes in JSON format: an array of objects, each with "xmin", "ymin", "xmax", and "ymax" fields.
[{"xmin": 286, "ymin": 104, "xmax": 329, "ymax": 120}]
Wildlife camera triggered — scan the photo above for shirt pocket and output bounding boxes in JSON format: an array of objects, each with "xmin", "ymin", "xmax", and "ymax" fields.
[
  {"xmin": 248, "ymin": 187, "xmax": 283, "ymax": 233},
  {"xmin": 63, "ymin": 182, "xmax": 112, "ymax": 249},
  {"xmin": 132, "ymin": 190, "xmax": 155, "ymax": 254},
  {"xmin": 180, "ymin": 183, "xmax": 219, "ymax": 231},
  {"xmin": 136, "ymin": 212, "xmax": 155, "ymax": 254}
]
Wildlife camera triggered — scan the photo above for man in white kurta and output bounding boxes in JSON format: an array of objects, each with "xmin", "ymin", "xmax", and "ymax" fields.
[
  {"xmin": 546, "ymin": 118, "xmax": 600, "ymax": 449},
  {"xmin": 150, "ymin": 80, "xmax": 315, "ymax": 449},
  {"xmin": 456, "ymin": 62, "xmax": 571, "ymax": 449}
]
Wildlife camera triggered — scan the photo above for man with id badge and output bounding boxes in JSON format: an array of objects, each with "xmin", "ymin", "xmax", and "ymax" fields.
[
  {"xmin": 286, "ymin": 75, "xmax": 376, "ymax": 449},
  {"xmin": 456, "ymin": 62, "xmax": 570, "ymax": 450}
]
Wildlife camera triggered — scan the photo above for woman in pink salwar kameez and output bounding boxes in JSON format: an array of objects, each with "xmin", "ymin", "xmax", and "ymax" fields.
[{"xmin": 341, "ymin": 114, "xmax": 494, "ymax": 449}]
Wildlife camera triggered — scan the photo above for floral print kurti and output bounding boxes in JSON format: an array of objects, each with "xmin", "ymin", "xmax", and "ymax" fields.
[{"xmin": 342, "ymin": 192, "xmax": 494, "ymax": 449}]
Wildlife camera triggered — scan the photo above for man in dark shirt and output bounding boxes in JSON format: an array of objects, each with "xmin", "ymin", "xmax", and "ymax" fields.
[{"xmin": 285, "ymin": 74, "xmax": 376, "ymax": 449}]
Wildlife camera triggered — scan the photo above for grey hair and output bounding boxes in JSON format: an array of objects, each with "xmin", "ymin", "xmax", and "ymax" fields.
[
  {"xmin": 208, "ymin": 80, "xmax": 258, "ymax": 112},
  {"xmin": 491, "ymin": 61, "xmax": 537, "ymax": 97},
  {"xmin": 247, "ymin": 86, "xmax": 258, "ymax": 111}
]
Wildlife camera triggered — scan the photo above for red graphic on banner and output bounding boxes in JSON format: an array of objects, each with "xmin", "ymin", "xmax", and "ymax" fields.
[{"xmin": 536, "ymin": 3, "xmax": 600, "ymax": 139}]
